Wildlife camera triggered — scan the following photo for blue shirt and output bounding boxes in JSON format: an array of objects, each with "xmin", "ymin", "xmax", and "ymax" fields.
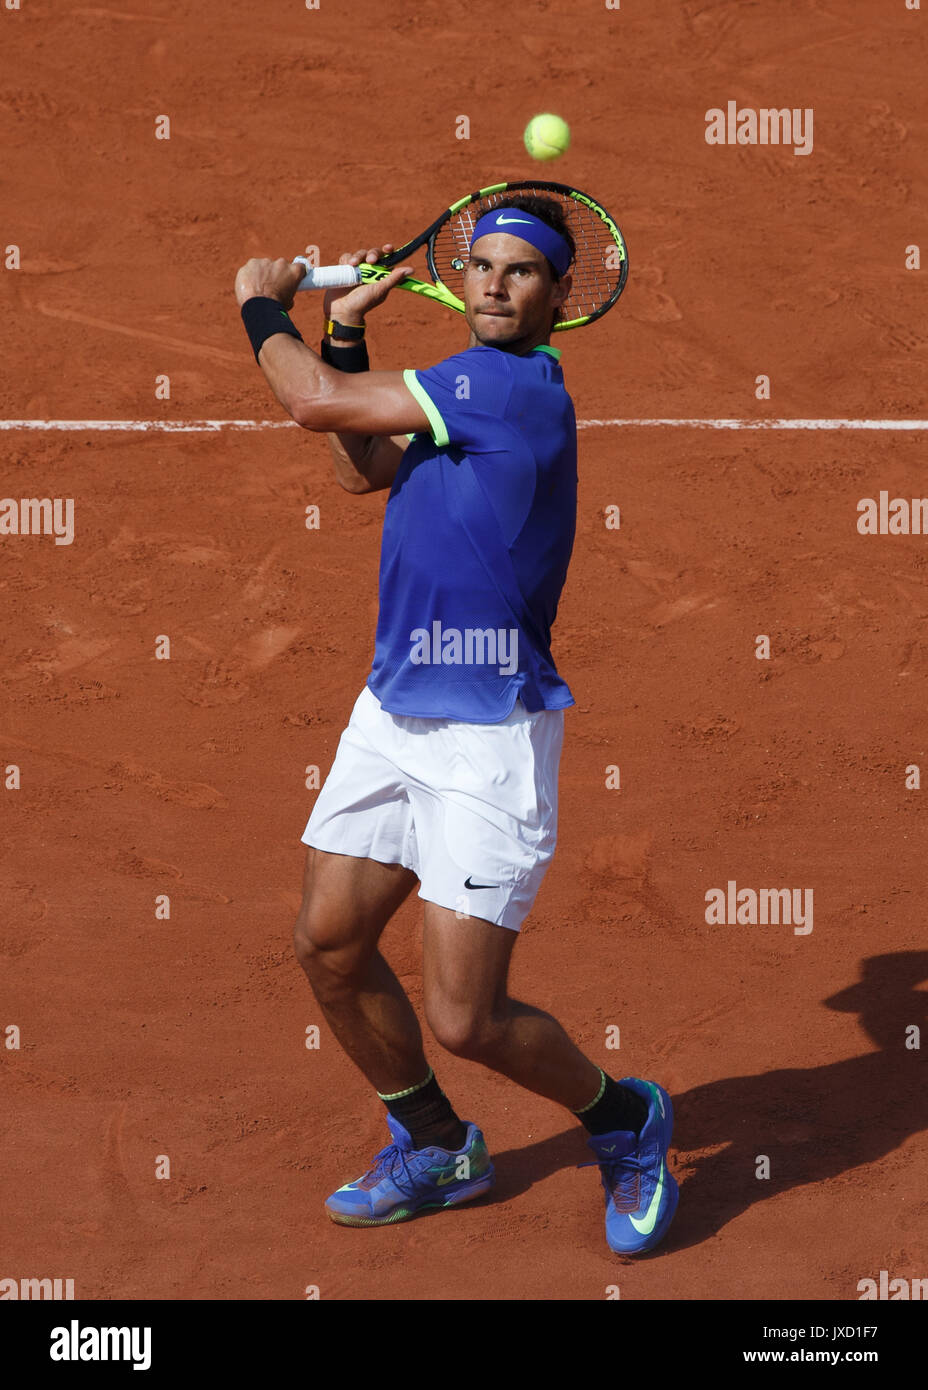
[{"xmin": 366, "ymin": 343, "xmax": 578, "ymax": 723}]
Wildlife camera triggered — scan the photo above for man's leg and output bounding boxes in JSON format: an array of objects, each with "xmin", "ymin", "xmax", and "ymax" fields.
[
  {"xmin": 421, "ymin": 902, "xmax": 599, "ymax": 1103},
  {"xmin": 292, "ymin": 846, "xmax": 467, "ymax": 1149},
  {"xmin": 294, "ymin": 847, "xmax": 494, "ymax": 1225},
  {"xmin": 421, "ymin": 902, "xmax": 647, "ymax": 1131},
  {"xmin": 292, "ymin": 845, "xmax": 425, "ymax": 1096},
  {"xmin": 422, "ymin": 902, "xmax": 679, "ymax": 1255}
]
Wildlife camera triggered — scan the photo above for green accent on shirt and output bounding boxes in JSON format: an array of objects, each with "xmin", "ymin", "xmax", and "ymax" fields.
[{"xmin": 402, "ymin": 368, "xmax": 450, "ymax": 448}]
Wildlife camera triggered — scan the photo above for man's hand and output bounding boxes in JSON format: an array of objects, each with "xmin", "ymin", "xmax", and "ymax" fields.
[
  {"xmin": 235, "ymin": 257, "xmax": 305, "ymax": 310},
  {"xmin": 323, "ymin": 244, "xmax": 413, "ymax": 327}
]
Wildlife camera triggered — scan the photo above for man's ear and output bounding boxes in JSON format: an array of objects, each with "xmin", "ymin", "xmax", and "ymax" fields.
[{"xmin": 556, "ymin": 271, "xmax": 572, "ymax": 306}]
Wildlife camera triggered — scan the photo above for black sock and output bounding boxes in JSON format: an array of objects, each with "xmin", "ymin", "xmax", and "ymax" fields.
[
  {"xmin": 377, "ymin": 1068, "xmax": 468, "ymax": 1153},
  {"xmin": 574, "ymin": 1070, "xmax": 649, "ymax": 1137}
]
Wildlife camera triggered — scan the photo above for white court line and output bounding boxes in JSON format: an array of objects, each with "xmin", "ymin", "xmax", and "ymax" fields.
[
  {"xmin": 0, "ymin": 419, "xmax": 296, "ymax": 432},
  {"xmin": 1, "ymin": 418, "xmax": 928, "ymax": 432},
  {"xmin": 581, "ymin": 418, "xmax": 928, "ymax": 431}
]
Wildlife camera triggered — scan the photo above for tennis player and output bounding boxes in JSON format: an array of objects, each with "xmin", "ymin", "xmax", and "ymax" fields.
[{"xmin": 234, "ymin": 196, "xmax": 678, "ymax": 1255}]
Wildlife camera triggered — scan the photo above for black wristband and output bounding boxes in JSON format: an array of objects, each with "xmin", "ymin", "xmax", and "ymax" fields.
[
  {"xmin": 320, "ymin": 336, "xmax": 370, "ymax": 373},
  {"xmin": 241, "ymin": 296, "xmax": 304, "ymax": 363}
]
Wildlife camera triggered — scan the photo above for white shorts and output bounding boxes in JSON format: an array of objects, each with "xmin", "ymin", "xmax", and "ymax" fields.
[{"xmin": 301, "ymin": 684, "xmax": 564, "ymax": 932}]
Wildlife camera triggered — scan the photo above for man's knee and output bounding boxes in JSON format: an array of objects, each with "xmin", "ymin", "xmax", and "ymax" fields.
[
  {"xmin": 292, "ymin": 902, "xmax": 322, "ymax": 971},
  {"xmin": 425, "ymin": 998, "xmax": 507, "ymax": 1061},
  {"xmin": 292, "ymin": 896, "xmax": 368, "ymax": 991},
  {"xmin": 293, "ymin": 848, "xmax": 370, "ymax": 984},
  {"xmin": 292, "ymin": 847, "xmax": 416, "ymax": 981}
]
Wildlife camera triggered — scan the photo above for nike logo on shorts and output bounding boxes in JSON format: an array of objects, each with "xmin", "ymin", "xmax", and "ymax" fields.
[{"xmin": 464, "ymin": 876, "xmax": 497, "ymax": 889}]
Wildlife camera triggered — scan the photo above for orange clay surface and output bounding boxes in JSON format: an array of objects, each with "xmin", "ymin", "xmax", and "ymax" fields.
[{"xmin": 1, "ymin": 0, "xmax": 926, "ymax": 1299}]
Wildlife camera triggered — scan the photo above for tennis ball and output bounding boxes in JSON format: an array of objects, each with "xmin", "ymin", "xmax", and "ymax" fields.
[{"xmin": 524, "ymin": 113, "xmax": 570, "ymax": 162}]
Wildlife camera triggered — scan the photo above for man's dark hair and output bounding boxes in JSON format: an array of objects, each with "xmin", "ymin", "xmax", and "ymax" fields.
[{"xmin": 486, "ymin": 194, "xmax": 575, "ymax": 326}]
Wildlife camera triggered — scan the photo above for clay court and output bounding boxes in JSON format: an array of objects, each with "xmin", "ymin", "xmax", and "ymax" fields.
[{"xmin": 2, "ymin": 0, "xmax": 926, "ymax": 1301}]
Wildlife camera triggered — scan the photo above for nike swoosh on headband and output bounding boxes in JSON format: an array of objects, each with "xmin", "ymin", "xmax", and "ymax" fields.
[{"xmin": 494, "ymin": 215, "xmax": 535, "ymax": 224}]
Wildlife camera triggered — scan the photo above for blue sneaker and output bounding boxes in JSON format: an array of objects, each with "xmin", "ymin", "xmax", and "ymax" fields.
[
  {"xmin": 580, "ymin": 1077, "xmax": 679, "ymax": 1255},
  {"xmin": 325, "ymin": 1115, "xmax": 495, "ymax": 1227}
]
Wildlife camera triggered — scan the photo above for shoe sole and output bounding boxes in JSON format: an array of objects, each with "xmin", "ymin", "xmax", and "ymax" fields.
[{"xmin": 326, "ymin": 1170, "xmax": 495, "ymax": 1228}]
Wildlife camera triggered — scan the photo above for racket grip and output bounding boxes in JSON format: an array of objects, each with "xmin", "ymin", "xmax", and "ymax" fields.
[{"xmin": 292, "ymin": 258, "xmax": 362, "ymax": 291}]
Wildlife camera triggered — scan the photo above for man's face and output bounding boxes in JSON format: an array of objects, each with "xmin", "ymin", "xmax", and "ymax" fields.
[{"xmin": 462, "ymin": 233, "xmax": 571, "ymax": 346}]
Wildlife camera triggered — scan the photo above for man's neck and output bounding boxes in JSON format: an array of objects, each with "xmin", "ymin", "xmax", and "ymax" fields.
[{"xmin": 466, "ymin": 327, "xmax": 551, "ymax": 354}]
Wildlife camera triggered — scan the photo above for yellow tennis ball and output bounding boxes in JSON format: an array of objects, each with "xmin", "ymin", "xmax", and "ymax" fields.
[{"xmin": 524, "ymin": 113, "xmax": 570, "ymax": 162}]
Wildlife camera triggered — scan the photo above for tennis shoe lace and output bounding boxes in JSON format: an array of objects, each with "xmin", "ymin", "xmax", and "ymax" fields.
[
  {"xmin": 361, "ymin": 1142, "xmax": 430, "ymax": 1196},
  {"xmin": 577, "ymin": 1151, "xmax": 648, "ymax": 1213}
]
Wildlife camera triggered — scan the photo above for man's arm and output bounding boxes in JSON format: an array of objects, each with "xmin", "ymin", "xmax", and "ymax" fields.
[
  {"xmin": 322, "ymin": 317, "xmax": 412, "ymax": 494},
  {"xmin": 327, "ymin": 425, "xmax": 412, "ymax": 496},
  {"xmin": 261, "ymin": 332, "xmax": 428, "ymax": 495},
  {"xmin": 256, "ymin": 332, "xmax": 426, "ymax": 436},
  {"xmin": 235, "ymin": 252, "xmax": 431, "ymax": 493}
]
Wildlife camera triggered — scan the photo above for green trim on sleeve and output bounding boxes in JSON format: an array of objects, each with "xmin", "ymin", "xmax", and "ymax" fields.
[
  {"xmin": 402, "ymin": 368, "xmax": 450, "ymax": 448},
  {"xmin": 531, "ymin": 344, "xmax": 562, "ymax": 361}
]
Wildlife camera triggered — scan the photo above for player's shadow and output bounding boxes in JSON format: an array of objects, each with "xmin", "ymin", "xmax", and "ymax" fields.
[{"xmin": 494, "ymin": 951, "xmax": 927, "ymax": 1253}]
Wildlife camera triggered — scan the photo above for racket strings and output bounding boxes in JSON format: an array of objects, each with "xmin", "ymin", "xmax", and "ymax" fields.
[{"xmin": 431, "ymin": 187, "xmax": 624, "ymax": 325}]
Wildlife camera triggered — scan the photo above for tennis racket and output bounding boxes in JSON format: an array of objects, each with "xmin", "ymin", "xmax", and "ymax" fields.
[{"xmin": 292, "ymin": 180, "xmax": 628, "ymax": 332}]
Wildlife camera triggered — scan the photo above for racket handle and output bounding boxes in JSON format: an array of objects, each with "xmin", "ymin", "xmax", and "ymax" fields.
[{"xmin": 292, "ymin": 257, "xmax": 362, "ymax": 291}]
